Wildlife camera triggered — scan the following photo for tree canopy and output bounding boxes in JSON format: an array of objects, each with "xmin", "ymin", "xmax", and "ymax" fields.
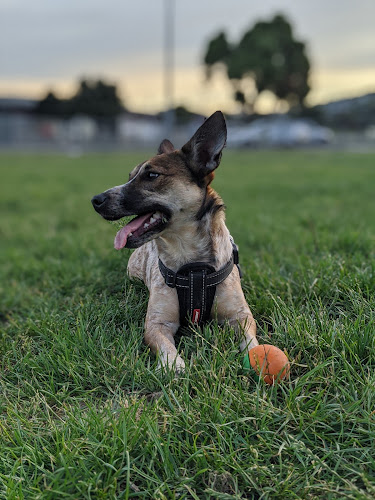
[
  {"xmin": 35, "ymin": 79, "xmax": 124, "ymax": 118},
  {"xmin": 203, "ymin": 14, "xmax": 311, "ymax": 112}
]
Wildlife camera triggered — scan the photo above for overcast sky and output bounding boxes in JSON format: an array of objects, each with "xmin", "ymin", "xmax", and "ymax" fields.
[{"xmin": 1, "ymin": 0, "xmax": 374, "ymax": 114}]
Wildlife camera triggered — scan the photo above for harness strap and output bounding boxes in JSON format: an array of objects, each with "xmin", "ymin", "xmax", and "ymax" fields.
[
  {"xmin": 158, "ymin": 255, "xmax": 234, "ymax": 289},
  {"xmin": 158, "ymin": 238, "xmax": 242, "ymax": 327}
]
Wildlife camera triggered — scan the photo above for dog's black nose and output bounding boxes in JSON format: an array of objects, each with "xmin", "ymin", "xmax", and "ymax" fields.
[{"xmin": 91, "ymin": 193, "xmax": 107, "ymax": 208}]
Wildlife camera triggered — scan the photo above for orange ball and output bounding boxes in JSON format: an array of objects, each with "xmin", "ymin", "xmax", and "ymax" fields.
[{"xmin": 248, "ymin": 344, "xmax": 290, "ymax": 385}]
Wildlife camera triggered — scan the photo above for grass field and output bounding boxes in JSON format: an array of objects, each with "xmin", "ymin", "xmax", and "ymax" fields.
[{"xmin": 1, "ymin": 150, "xmax": 375, "ymax": 499}]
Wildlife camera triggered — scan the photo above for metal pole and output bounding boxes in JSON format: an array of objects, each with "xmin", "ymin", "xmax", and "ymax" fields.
[{"xmin": 164, "ymin": 0, "xmax": 175, "ymax": 137}]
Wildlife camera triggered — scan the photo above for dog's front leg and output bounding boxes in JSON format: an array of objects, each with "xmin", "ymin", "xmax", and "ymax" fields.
[
  {"xmin": 228, "ymin": 313, "xmax": 258, "ymax": 352},
  {"xmin": 215, "ymin": 274, "xmax": 258, "ymax": 352},
  {"xmin": 144, "ymin": 287, "xmax": 185, "ymax": 373}
]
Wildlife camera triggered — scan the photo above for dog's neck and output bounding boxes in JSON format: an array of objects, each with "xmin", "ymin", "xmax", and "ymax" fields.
[{"xmin": 155, "ymin": 188, "xmax": 233, "ymax": 271}]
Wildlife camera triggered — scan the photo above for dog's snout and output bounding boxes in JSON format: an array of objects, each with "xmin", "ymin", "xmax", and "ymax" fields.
[{"xmin": 91, "ymin": 193, "xmax": 107, "ymax": 209}]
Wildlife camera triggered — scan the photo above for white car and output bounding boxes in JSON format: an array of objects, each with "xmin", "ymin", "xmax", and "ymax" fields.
[{"xmin": 228, "ymin": 116, "xmax": 334, "ymax": 147}]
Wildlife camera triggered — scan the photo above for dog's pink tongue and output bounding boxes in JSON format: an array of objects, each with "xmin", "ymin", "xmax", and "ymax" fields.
[{"xmin": 114, "ymin": 213, "xmax": 153, "ymax": 250}]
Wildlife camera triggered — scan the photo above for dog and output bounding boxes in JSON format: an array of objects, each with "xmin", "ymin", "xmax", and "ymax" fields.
[{"xmin": 92, "ymin": 111, "xmax": 258, "ymax": 372}]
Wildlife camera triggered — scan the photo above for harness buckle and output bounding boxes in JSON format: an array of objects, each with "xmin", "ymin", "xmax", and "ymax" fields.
[
  {"xmin": 229, "ymin": 236, "xmax": 242, "ymax": 279},
  {"xmin": 233, "ymin": 245, "xmax": 239, "ymax": 265},
  {"xmin": 165, "ymin": 272, "xmax": 177, "ymax": 288}
]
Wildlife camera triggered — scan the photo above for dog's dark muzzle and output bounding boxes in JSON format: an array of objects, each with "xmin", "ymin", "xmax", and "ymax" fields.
[
  {"xmin": 91, "ymin": 192, "xmax": 123, "ymax": 220},
  {"xmin": 91, "ymin": 192, "xmax": 107, "ymax": 212}
]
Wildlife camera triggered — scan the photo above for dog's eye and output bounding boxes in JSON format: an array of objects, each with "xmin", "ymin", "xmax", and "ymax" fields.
[{"xmin": 147, "ymin": 172, "xmax": 160, "ymax": 179}]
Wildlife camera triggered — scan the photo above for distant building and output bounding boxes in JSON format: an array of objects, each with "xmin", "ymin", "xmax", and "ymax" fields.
[
  {"xmin": 0, "ymin": 97, "xmax": 38, "ymax": 114},
  {"xmin": 312, "ymin": 93, "xmax": 375, "ymax": 129},
  {"xmin": 0, "ymin": 98, "xmax": 39, "ymax": 145},
  {"xmin": 117, "ymin": 112, "xmax": 164, "ymax": 145}
]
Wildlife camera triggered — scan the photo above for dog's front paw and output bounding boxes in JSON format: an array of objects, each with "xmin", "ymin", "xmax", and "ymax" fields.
[
  {"xmin": 157, "ymin": 352, "xmax": 185, "ymax": 375},
  {"xmin": 174, "ymin": 355, "xmax": 186, "ymax": 375}
]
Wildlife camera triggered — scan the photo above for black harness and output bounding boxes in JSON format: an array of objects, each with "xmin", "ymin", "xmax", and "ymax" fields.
[{"xmin": 158, "ymin": 238, "xmax": 242, "ymax": 327}]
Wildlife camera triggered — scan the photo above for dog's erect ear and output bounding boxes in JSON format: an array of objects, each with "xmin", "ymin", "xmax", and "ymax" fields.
[
  {"xmin": 158, "ymin": 139, "xmax": 175, "ymax": 155},
  {"xmin": 181, "ymin": 111, "xmax": 227, "ymax": 177}
]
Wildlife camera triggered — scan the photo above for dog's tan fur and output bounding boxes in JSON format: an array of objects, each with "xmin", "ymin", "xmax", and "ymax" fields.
[{"xmin": 92, "ymin": 111, "xmax": 257, "ymax": 372}]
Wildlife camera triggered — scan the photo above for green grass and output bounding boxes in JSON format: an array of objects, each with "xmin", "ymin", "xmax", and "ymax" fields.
[{"xmin": 1, "ymin": 150, "xmax": 375, "ymax": 499}]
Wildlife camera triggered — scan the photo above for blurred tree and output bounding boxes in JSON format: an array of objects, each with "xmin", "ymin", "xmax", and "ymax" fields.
[
  {"xmin": 70, "ymin": 79, "xmax": 124, "ymax": 117},
  {"xmin": 34, "ymin": 91, "xmax": 63, "ymax": 115},
  {"xmin": 203, "ymin": 14, "xmax": 310, "ymax": 112},
  {"xmin": 203, "ymin": 31, "xmax": 231, "ymax": 78},
  {"xmin": 173, "ymin": 105, "xmax": 196, "ymax": 124},
  {"xmin": 35, "ymin": 79, "xmax": 124, "ymax": 118}
]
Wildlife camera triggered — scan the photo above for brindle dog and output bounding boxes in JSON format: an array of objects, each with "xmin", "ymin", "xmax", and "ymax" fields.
[{"xmin": 92, "ymin": 111, "xmax": 257, "ymax": 372}]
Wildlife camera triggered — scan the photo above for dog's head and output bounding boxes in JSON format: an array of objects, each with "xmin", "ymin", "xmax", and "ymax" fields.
[{"xmin": 91, "ymin": 111, "xmax": 227, "ymax": 249}]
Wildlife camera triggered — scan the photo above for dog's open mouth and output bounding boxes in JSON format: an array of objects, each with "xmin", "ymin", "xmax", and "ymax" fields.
[{"xmin": 114, "ymin": 211, "xmax": 168, "ymax": 249}]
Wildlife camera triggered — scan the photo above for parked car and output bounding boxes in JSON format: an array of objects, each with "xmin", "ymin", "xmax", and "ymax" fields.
[{"xmin": 228, "ymin": 116, "xmax": 334, "ymax": 147}]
